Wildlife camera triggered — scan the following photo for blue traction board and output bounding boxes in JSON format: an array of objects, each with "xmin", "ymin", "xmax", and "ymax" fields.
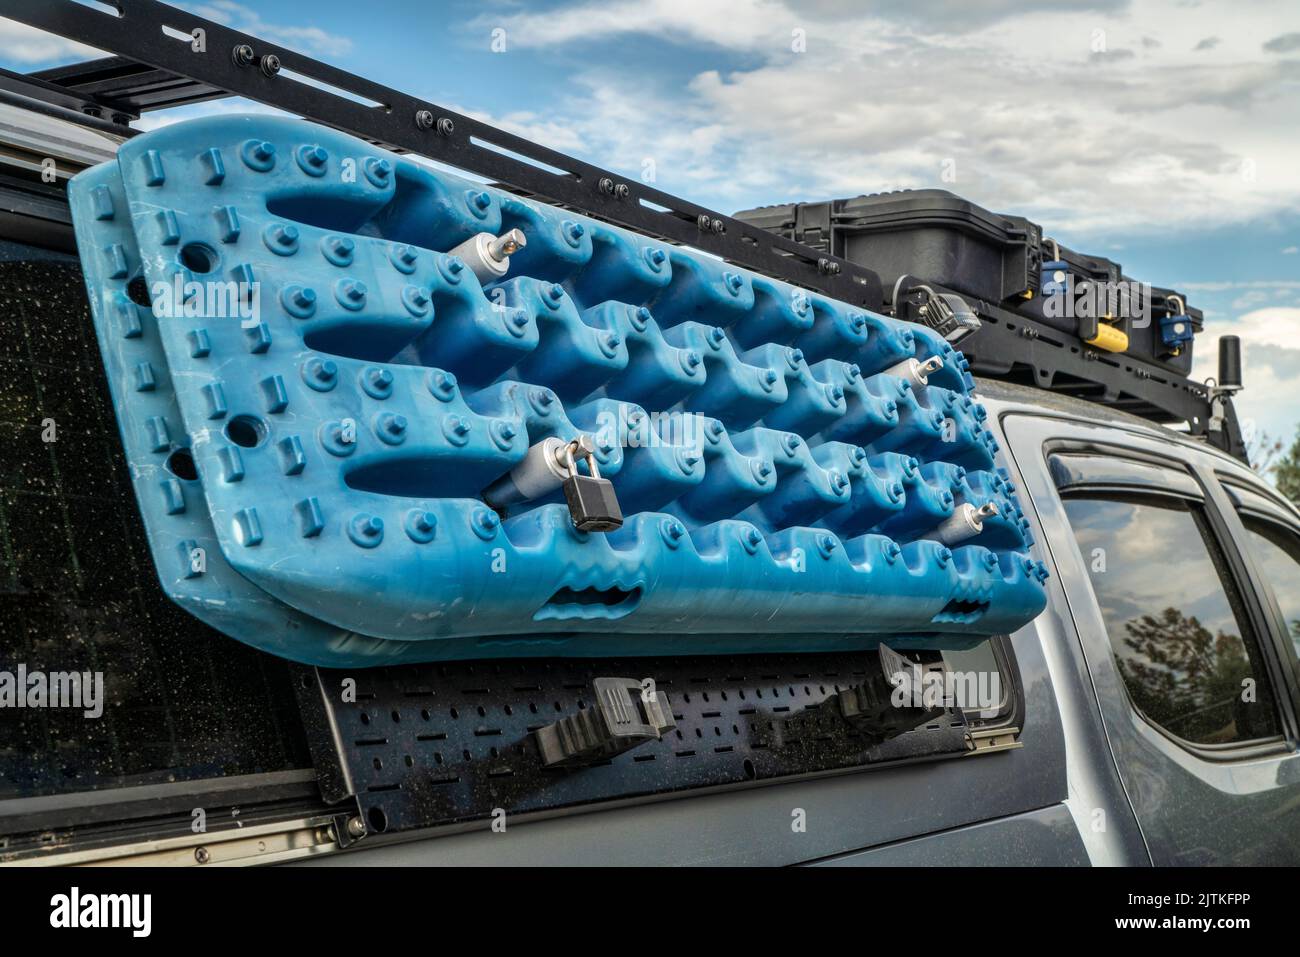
[{"xmin": 67, "ymin": 115, "xmax": 1048, "ymax": 666}]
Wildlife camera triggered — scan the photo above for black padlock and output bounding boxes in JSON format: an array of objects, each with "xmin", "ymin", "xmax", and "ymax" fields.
[{"xmin": 561, "ymin": 437, "xmax": 623, "ymax": 532}]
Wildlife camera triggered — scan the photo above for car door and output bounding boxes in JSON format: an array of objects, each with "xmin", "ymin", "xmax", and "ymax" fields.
[{"xmin": 1003, "ymin": 412, "xmax": 1300, "ymax": 865}]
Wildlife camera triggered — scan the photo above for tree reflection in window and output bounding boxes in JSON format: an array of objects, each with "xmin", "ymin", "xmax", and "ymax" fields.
[{"xmin": 1062, "ymin": 496, "xmax": 1279, "ymax": 746}]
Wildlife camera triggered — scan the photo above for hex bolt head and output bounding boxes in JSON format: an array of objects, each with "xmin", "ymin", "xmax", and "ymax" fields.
[
  {"xmin": 443, "ymin": 414, "xmax": 472, "ymax": 446},
  {"xmin": 562, "ymin": 220, "xmax": 586, "ymax": 247},
  {"xmin": 363, "ymin": 366, "xmax": 394, "ymax": 399},
  {"xmin": 376, "ymin": 412, "xmax": 408, "ymax": 445},
  {"xmin": 490, "ymin": 420, "xmax": 516, "ymax": 449},
  {"xmin": 527, "ymin": 387, "xmax": 554, "ymax": 414},
  {"xmin": 263, "ymin": 222, "xmax": 300, "ymax": 255},
  {"xmin": 429, "ymin": 371, "xmax": 458, "ymax": 401},
  {"xmin": 295, "ymin": 143, "xmax": 329, "ymax": 176},
  {"xmin": 472, "ymin": 508, "xmax": 501, "ymax": 540},
  {"xmin": 280, "ymin": 284, "xmax": 317, "ymax": 319},
  {"xmin": 241, "ymin": 139, "xmax": 277, "ymax": 171},
  {"xmin": 405, "ymin": 509, "xmax": 438, "ymax": 543},
  {"xmin": 660, "ymin": 519, "xmax": 686, "ymax": 548},
  {"xmin": 335, "ymin": 278, "xmax": 368, "ymax": 310},
  {"xmin": 321, "ymin": 235, "xmax": 355, "ymax": 266},
  {"xmin": 303, "ymin": 357, "xmax": 338, "ymax": 391},
  {"xmin": 348, "ymin": 514, "xmax": 385, "ymax": 548}
]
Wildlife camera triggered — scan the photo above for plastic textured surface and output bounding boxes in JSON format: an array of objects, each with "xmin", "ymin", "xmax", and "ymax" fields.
[{"xmin": 68, "ymin": 115, "xmax": 1047, "ymax": 666}]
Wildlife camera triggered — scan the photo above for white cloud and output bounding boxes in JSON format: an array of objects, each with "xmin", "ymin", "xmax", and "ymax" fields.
[
  {"xmin": 1192, "ymin": 307, "xmax": 1300, "ymax": 443},
  {"xmin": 0, "ymin": 22, "xmax": 104, "ymax": 64},
  {"xmin": 1283, "ymin": 246, "xmax": 1299, "ymax": 254},
  {"xmin": 472, "ymin": 0, "xmax": 1300, "ymax": 233},
  {"xmin": 475, "ymin": 0, "xmax": 799, "ymax": 52},
  {"xmin": 181, "ymin": 1, "xmax": 353, "ymax": 57}
]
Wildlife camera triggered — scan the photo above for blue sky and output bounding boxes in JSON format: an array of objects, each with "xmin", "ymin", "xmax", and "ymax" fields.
[{"xmin": 5, "ymin": 0, "xmax": 1299, "ymax": 456}]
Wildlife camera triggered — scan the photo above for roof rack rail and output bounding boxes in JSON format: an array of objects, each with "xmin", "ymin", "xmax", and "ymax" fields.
[{"xmin": 0, "ymin": 0, "xmax": 1245, "ymax": 461}]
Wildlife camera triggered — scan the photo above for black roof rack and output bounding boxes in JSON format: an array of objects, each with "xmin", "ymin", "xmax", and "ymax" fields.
[{"xmin": 0, "ymin": 0, "xmax": 1245, "ymax": 460}]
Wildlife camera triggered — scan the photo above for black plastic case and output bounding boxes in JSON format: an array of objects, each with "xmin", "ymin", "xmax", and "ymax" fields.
[{"xmin": 735, "ymin": 189, "xmax": 1199, "ymax": 375}]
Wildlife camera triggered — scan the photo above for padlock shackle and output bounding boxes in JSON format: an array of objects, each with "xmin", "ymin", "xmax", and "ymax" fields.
[{"xmin": 559, "ymin": 435, "xmax": 602, "ymax": 480}]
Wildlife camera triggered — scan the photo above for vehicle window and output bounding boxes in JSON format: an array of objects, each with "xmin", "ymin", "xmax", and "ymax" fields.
[
  {"xmin": 1061, "ymin": 494, "xmax": 1280, "ymax": 746},
  {"xmin": 0, "ymin": 238, "xmax": 311, "ymax": 799},
  {"xmin": 1240, "ymin": 516, "xmax": 1300, "ymax": 658}
]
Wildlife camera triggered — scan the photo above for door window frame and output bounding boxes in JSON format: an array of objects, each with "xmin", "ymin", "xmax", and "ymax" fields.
[{"xmin": 1013, "ymin": 419, "xmax": 1300, "ymax": 763}]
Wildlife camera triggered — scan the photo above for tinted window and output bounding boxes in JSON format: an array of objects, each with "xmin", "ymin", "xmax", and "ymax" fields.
[
  {"xmin": 0, "ymin": 238, "xmax": 310, "ymax": 799},
  {"xmin": 1242, "ymin": 517, "xmax": 1300, "ymax": 657},
  {"xmin": 1062, "ymin": 495, "xmax": 1279, "ymax": 745}
]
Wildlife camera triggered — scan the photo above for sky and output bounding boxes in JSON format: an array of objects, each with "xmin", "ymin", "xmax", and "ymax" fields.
[{"xmin": 4, "ymin": 0, "xmax": 1299, "ymax": 458}]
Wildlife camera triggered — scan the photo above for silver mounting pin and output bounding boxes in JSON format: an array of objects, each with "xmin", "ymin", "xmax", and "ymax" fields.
[
  {"xmin": 930, "ymin": 501, "xmax": 1000, "ymax": 545},
  {"xmin": 448, "ymin": 228, "xmax": 528, "ymax": 284},
  {"xmin": 884, "ymin": 355, "xmax": 946, "ymax": 390}
]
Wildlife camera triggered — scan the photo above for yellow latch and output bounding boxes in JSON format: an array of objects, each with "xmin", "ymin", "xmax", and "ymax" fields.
[{"xmin": 1085, "ymin": 323, "xmax": 1128, "ymax": 353}]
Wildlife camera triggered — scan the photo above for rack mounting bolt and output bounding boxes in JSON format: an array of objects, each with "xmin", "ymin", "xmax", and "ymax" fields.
[
  {"xmin": 260, "ymin": 54, "xmax": 281, "ymax": 77},
  {"xmin": 436, "ymin": 117, "xmax": 455, "ymax": 136},
  {"xmin": 415, "ymin": 109, "xmax": 435, "ymax": 130},
  {"xmin": 232, "ymin": 44, "xmax": 255, "ymax": 67},
  {"xmin": 346, "ymin": 816, "xmax": 366, "ymax": 839}
]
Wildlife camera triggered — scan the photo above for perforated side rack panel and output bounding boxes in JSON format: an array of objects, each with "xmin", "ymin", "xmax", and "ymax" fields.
[
  {"xmin": 293, "ymin": 649, "xmax": 979, "ymax": 836},
  {"xmin": 66, "ymin": 114, "xmax": 1048, "ymax": 665}
]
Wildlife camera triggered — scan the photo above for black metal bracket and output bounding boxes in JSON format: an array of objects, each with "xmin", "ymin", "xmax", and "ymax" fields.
[
  {"xmin": 948, "ymin": 292, "xmax": 1244, "ymax": 460},
  {"xmin": 827, "ymin": 643, "xmax": 948, "ymax": 739},
  {"xmin": 535, "ymin": 677, "xmax": 676, "ymax": 767}
]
